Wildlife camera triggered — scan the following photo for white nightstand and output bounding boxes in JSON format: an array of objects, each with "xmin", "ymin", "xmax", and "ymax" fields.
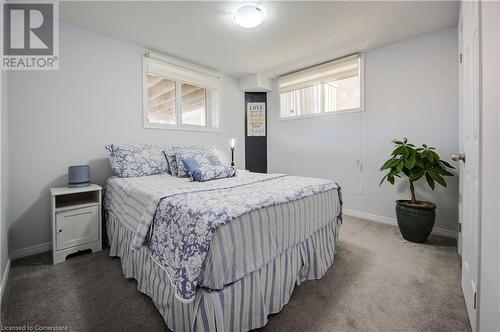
[{"xmin": 50, "ymin": 184, "xmax": 102, "ymax": 264}]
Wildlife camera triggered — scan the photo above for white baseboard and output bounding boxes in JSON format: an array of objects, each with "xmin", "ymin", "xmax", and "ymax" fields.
[
  {"xmin": 10, "ymin": 242, "xmax": 51, "ymax": 260},
  {"xmin": 343, "ymin": 209, "xmax": 457, "ymax": 238},
  {"xmin": 430, "ymin": 226, "xmax": 457, "ymax": 238},
  {"xmin": 344, "ymin": 209, "xmax": 396, "ymax": 225},
  {"xmin": 0, "ymin": 257, "xmax": 11, "ymax": 320}
]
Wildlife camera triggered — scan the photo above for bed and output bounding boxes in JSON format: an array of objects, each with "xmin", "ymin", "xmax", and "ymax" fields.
[{"xmin": 103, "ymin": 170, "xmax": 342, "ymax": 332}]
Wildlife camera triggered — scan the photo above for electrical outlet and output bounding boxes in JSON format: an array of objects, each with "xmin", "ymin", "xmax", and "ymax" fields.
[{"xmin": 356, "ymin": 185, "xmax": 364, "ymax": 196}]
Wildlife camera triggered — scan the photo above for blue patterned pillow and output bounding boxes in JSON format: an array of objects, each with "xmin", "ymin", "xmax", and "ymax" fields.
[
  {"xmin": 163, "ymin": 148, "xmax": 180, "ymax": 177},
  {"xmin": 173, "ymin": 146, "xmax": 220, "ymax": 177},
  {"xmin": 181, "ymin": 155, "xmax": 222, "ymax": 176},
  {"xmin": 163, "ymin": 146, "xmax": 211, "ymax": 177},
  {"xmin": 191, "ymin": 165, "xmax": 236, "ymax": 182},
  {"xmin": 105, "ymin": 144, "xmax": 169, "ymax": 178}
]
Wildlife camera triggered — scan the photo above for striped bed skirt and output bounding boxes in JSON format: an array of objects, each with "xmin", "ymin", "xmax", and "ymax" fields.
[{"xmin": 106, "ymin": 210, "xmax": 340, "ymax": 332}]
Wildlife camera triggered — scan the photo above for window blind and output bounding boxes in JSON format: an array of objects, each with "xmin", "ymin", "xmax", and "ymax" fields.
[
  {"xmin": 278, "ymin": 54, "xmax": 360, "ymax": 93},
  {"xmin": 145, "ymin": 54, "xmax": 220, "ymax": 90}
]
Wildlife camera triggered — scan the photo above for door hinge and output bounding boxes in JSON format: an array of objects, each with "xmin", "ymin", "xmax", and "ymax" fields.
[
  {"xmin": 474, "ymin": 292, "xmax": 477, "ymax": 309},
  {"xmin": 458, "ymin": 222, "xmax": 462, "ymax": 233},
  {"xmin": 460, "ymin": 53, "xmax": 463, "ymax": 63}
]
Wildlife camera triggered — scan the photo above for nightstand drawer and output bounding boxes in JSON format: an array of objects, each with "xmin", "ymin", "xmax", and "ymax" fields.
[{"xmin": 55, "ymin": 205, "xmax": 99, "ymax": 250}]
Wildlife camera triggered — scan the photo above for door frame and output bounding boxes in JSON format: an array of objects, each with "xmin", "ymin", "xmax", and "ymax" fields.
[
  {"xmin": 477, "ymin": 1, "xmax": 500, "ymax": 331},
  {"xmin": 457, "ymin": 7, "xmax": 464, "ymax": 257},
  {"xmin": 462, "ymin": 1, "xmax": 500, "ymax": 330}
]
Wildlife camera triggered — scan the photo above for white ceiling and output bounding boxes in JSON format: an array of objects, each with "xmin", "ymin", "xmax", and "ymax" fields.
[{"xmin": 60, "ymin": 1, "xmax": 459, "ymax": 78}]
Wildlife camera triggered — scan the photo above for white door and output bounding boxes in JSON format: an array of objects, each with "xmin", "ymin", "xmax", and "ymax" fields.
[{"xmin": 458, "ymin": 1, "xmax": 480, "ymax": 330}]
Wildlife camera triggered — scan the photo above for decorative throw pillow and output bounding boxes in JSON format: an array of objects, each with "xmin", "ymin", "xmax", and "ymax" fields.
[
  {"xmin": 163, "ymin": 149, "xmax": 179, "ymax": 177},
  {"xmin": 105, "ymin": 144, "xmax": 170, "ymax": 178},
  {"xmin": 164, "ymin": 146, "xmax": 216, "ymax": 177},
  {"xmin": 176, "ymin": 149, "xmax": 222, "ymax": 178},
  {"xmin": 181, "ymin": 154, "xmax": 222, "ymax": 176},
  {"xmin": 164, "ymin": 146, "xmax": 199, "ymax": 177},
  {"xmin": 164, "ymin": 146, "xmax": 204, "ymax": 177},
  {"xmin": 190, "ymin": 165, "xmax": 236, "ymax": 182}
]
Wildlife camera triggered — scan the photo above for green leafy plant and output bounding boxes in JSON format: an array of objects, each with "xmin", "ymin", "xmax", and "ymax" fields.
[{"xmin": 380, "ymin": 138, "xmax": 455, "ymax": 205}]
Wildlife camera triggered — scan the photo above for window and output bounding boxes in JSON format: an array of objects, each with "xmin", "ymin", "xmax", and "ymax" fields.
[
  {"xmin": 144, "ymin": 53, "xmax": 220, "ymax": 130},
  {"xmin": 181, "ymin": 83, "xmax": 206, "ymax": 126},
  {"xmin": 147, "ymin": 75, "xmax": 176, "ymax": 124},
  {"xmin": 278, "ymin": 54, "xmax": 363, "ymax": 119}
]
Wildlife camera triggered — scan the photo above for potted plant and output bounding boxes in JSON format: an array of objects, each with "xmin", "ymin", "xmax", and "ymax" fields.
[{"xmin": 379, "ymin": 138, "xmax": 455, "ymax": 243}]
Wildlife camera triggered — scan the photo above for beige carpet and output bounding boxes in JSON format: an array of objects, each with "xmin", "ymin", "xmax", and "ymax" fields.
[{"xmin": 1, "ymin": 216, "xmax": 471, "ymax": 331}]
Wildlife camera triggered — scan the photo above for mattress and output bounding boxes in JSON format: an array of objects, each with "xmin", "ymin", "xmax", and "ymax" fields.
[{"xmin": 104, "ymin": 171, "xmax": 342, "ymax": 301}]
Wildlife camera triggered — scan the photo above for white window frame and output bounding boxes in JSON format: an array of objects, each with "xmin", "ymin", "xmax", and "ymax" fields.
[
  {"xmin": 277, "ymin": 54, "xmax": 365, "ymax": 121},
  {"xmin": 143, "ymin": 52, "xmax": 221, "ymax": 132}
]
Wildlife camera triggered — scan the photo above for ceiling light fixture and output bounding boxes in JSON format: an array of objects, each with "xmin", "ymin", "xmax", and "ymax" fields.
[{"xmin": 233, "ymin": 5, "xmax": 265, "ymax": 29}]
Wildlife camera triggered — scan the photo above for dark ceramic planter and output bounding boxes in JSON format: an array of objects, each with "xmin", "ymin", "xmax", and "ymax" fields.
[{"xmin": 395, "ymin": 200, "xmax": 436, "ymax": 243}]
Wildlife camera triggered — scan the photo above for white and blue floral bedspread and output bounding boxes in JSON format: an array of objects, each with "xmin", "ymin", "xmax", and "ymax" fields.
[{"xmin": 104, "ymin": 172, "xmax": 340, "ymax": 302}]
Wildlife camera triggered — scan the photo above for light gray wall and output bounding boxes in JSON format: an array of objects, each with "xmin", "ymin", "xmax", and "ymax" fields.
[
  {"xmin": 1, "ymin": 66, "xmax": 9, "ymax": 281},
  {"xmin": 268, "ymin": 27, "xmax": 459, "ymax": 232},
  {"xmin": 7, "ymin": 23, "xmax": 245, "ymax": 252}
]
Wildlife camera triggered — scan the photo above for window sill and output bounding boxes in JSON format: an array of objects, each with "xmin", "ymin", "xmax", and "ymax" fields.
[
  {"xmin": 143, "ymin": 123, "xmax": 220, "ymax": 133},
  {"xmin": 277, "ymin": 108, "xmax": 364, "ymax": 121}
]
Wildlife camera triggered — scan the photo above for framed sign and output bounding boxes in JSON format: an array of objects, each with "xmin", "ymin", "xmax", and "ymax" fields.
[
  {"xmin": 245, "ymin": 92, "xmax": 267, "ymax": 173},
  {"xmin": 247, "ymin": 102, "xmax": 266, "ymax": 136}
]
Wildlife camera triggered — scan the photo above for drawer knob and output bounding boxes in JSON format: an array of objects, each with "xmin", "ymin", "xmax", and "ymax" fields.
[{"xmin": 58, "ymin": 229, "xmax": 62, "ymax": 233}]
